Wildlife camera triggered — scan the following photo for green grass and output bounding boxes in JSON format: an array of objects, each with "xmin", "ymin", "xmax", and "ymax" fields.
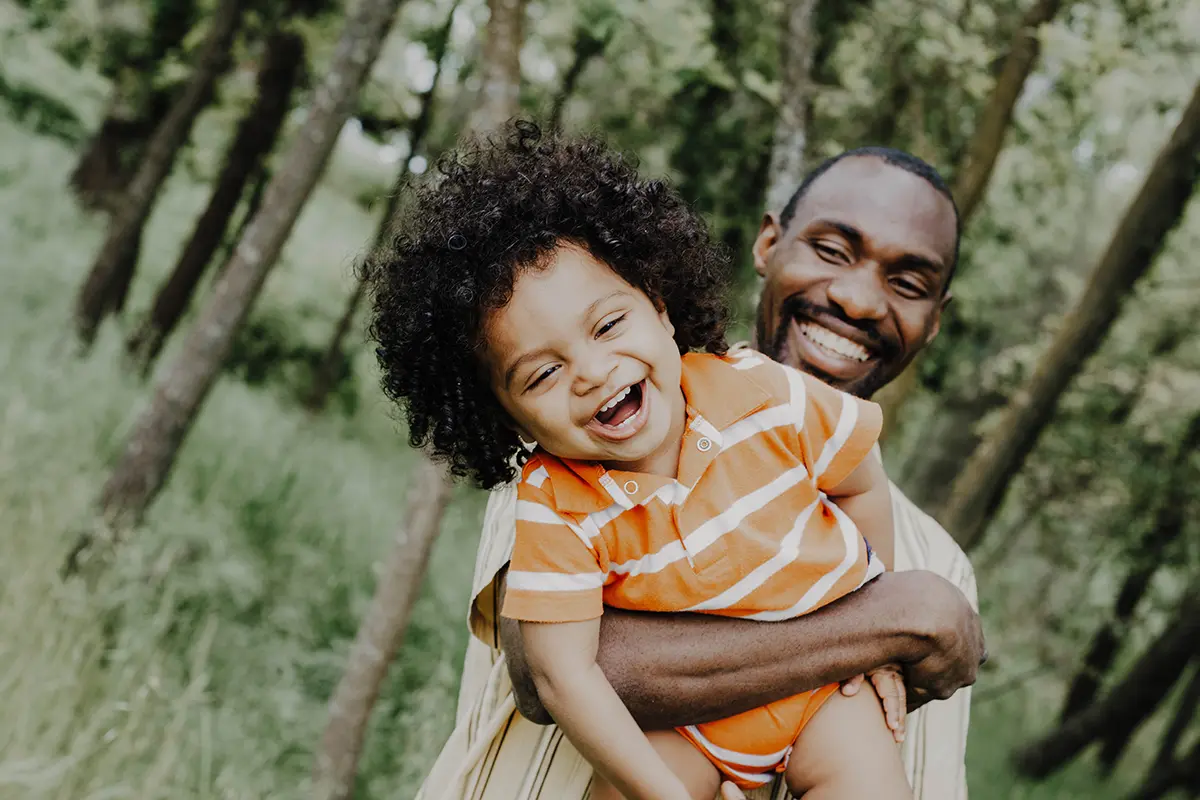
[{"xmin": 0, "ymin": 14, "xmax": 1180, "ymax": 797}]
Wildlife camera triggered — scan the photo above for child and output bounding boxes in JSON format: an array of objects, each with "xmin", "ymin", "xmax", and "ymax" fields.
[{"xmin": 363, "ymin": 122, "xmax": 911, "ymax": 800}]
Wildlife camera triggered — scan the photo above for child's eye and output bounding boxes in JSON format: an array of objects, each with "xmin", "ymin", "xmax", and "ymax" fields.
[
  {"xmin": 527, "ymin": 365, "xmax": 559, "ymax": 391},
  {"xmin": 597, "ymin": 314, "xmax": 627, "ymax": 337}
]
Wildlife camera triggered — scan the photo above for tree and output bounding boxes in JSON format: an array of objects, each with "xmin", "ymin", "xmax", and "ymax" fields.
[
  {"xmin": 939, "ymin": 78, "xmax": 1200, "ymax": 553},
  {"xmin": 310, "ymin": 457, "xmax": 454, "ymax": 800},
  {"xmin": 1058, "ymin": 411, "xmax": 1200, "ymax": 723},
  {"xmin": 304, "ymin": 0, "xmax": 459, "ymax": 412},
  {"xmin": 69, "ymin": 0, "xmax": 200, "ymax": 209},
  {"xmin": 125, "ymin": 29, "xmax": 307, "ymax": 373},
  {"xmin": 763, "ymin": 0, "xmax": 817, "ymax": 214},
  {"xmin": 547, "ymin": 3, "xmax": 617, "ymax": 132},
  {"xmin": 72, "ymin": 0, "xmax": 409, "ymax": 543},
  {"xmin": 1013, "ymin": 586, "xmax": 1200, "ymax": 779},
  {"xmin": 72, "ymin": 0, "xmax": 244, "ymax": 348},
  {"xmin": 875, "ymin": 0, "xmax": 1067, "ymax": 442},
  {"xmin": 312, "ymin": 0, "xmax": 527, "ymax": 794}
]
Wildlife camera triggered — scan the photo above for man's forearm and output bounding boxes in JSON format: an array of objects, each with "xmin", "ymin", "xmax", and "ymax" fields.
[{"xmin": 595, "ymin": 575, "xmax": 925, "ymax": 729}]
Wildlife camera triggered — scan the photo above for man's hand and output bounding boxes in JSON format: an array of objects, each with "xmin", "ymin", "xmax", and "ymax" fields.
[{"xmin": 892, "ymin": 570, "xmax": 986, "ymax": 710}]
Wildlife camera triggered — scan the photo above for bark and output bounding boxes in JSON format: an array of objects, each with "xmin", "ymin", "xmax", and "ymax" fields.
[
  {"xmin": 68, "ymin": 105, "xmax": 160, "ymax": 211},
  {"xmin": 1060, "ymin": 412, "xmax": 1200, "ymax": 723},
  {"xmin": 1126, "ymin": 731, "xmax": 1200, "ymax": 800},
  {"xmin": 126, "ymin": 30, "xmax": 305, "ymax": 374},
  {"xmin": 72, "ymin": 0, "xmax": 243, "ymax": 348},
  {"xmin": 939, "ymin": 80, "xmax": 1200, "ymax": 552},
  {"xmin": 470, "ymin": 0, "xmax": 527, "ymax": 134},
  {"xmin": 304, "ymin": 0, "xmax": 458, "ymax": 412},
  {"xmin": 764, "ymin": 0, "xmax": 819, "ymax": 214},
  {"xmin": 84, "ymin": 0, "xmax": 407, "ymax": 536},
  {"xmin": 1013, "ymin": 586, "xmax": 1200, "ymax": 779},
  {"xmin": 953, "ymin": 0, "xmax": 1064, "ymax": 221},
  {"xmin": 548, "ymin": 22, "xmax": 611, "ymax": 132},
  {"xmin": 1151, "ymin": 661, "xmax": 1200, "ymax": 774},
  {"xmin": 311, "ymin": 457, "xmax": 454, "ymax": 800}
]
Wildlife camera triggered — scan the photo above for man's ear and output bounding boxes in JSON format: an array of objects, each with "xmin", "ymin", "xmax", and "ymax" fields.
[
  {"xmin": 925, "ymin": 291, "xmax": 952, "ymax": 345},
  {"xmin": 752, "ymin": 213, "xmax": 782, "ymax": 278}
]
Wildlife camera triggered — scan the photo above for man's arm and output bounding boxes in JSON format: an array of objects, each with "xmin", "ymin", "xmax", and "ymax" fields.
[{"xmin": 500, "ymin": 567, "xmax": 985, "ymax": 730}]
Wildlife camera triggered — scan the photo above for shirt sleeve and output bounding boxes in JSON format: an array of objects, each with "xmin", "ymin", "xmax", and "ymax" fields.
[
  {"xmin": 500, "ymin": 471, "xmax": 608, "ymax": 624},
  {"xmin": 788, "ymin": 366, "xmax": 883, "ymax": 493}
]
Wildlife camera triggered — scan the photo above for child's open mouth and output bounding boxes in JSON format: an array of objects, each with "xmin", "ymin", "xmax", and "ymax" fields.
[{"xmin": 587, "ymin": 380, "xmax": 649, "ymax": 442}]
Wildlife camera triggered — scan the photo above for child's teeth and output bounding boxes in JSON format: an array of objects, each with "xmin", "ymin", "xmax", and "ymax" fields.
[{"xmin": 600, "ymin": 386, "xmax": 631, "ymax": 414}]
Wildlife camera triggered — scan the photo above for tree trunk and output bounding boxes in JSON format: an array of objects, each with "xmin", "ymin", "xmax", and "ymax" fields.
[
  {"xmin": 72, "ymin": 0, "xmax": 243, "ymax": 349},
  {"xmin": 311, "ymin": 457, "xmax": 454, "ymax": 800},
  {"xmin": 310, "ymin": 4, "xmax": 524, "ymax": 796},
  {"xmin": 470, "ymin": 0, "xmax": 527, "ymax": 134},
  {"xmin": 953, "ymin": 0, "xmax": 1063, "ymax": 220},
  {"xmin": 1013, "ymin": 586, "xmax": 1200, "ymax": 779},
  {"xmin": 1149, "ymin": 661, "xmax": 1200, "ymax": 774},
  {"xmin": 79, "ymin": 0, "xmax": 407, "ymax": 538},
  {"xmin": 939, "ymin": 80, "xmax": 1200, "ymax": 552},
  {"xmin": 69, "ymin": 107, "xmax": 159, "ymax": 211},
  {"xmin": 1060, "ymin": 412, "xmax": 1200, "ymax": 723},
  {"xmin": 764, "ymin": 0, "xmax": 818, "ymax": 214},
  {"xmin": 548, "ymin": 22, "xmax": 611, "ymax": 132},
  {"xmin": 126, "ymin": 30, "xmax": 305, "ymax": 374},
  {"xmin": 1127, "ymin": 738, "xmax": 1200, "ymax": 800},
  {"xmin": 304, "ymin": 0, "xmax": 459, "ymax": 412}
]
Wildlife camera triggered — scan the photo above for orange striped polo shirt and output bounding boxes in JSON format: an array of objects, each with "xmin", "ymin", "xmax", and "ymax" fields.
[{"xmin": 501, "ymin": 349, "xmax": 884, "ymax": 624}]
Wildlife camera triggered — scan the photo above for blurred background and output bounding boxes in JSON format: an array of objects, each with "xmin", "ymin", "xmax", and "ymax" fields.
[{"xmin": 0, "ymin": 0, "xmax": 1198, "ymax": 797}]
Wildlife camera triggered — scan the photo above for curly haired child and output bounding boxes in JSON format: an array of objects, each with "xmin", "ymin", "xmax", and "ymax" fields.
[{"xmin": 362, "ymin": 121, "xmax": 912, "ymax": 800}]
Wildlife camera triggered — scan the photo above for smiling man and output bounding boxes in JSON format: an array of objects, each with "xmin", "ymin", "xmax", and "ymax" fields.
[{"xmin": 416, "ymin": 147, "xmax": 982, "ymax": 800}]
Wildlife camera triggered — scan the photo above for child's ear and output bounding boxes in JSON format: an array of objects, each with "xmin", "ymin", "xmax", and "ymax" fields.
[{"xmin": 658, "ymin": 307, "xmax": 675, "ymax": 337}]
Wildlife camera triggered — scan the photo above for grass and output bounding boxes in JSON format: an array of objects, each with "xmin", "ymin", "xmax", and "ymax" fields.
[{"xmin": 0, "ymin": 11, "xmax": 1180, "ymax": 797}]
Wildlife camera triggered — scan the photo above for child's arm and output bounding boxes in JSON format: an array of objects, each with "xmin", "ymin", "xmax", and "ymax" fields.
[
  {"xmin": 826, "ymin": 450, "xmax": 895, "ymax": 570},
  {"xmin": 521, "ymin": 618, "xmax": 694, "ymax": 800}
]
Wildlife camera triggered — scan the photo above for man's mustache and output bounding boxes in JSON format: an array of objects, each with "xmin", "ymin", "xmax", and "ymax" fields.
[{"xmin": 778, "ymin": 296, "xmax": 899, "ymax": 361}]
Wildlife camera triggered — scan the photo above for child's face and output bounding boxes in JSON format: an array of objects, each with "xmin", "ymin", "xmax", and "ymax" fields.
[{"xmin": 484, "ymin": 244, "xmax": 685, "ymax": 473}]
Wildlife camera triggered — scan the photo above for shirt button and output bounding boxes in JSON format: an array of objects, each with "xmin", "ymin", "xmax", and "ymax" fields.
[
  {"xmin": 623, "ymin": 480, "xmax": 639, "ymax": 495},
  {"xmin": 697, "ymin": 437, "xmax": 712, "ymax": 452}
]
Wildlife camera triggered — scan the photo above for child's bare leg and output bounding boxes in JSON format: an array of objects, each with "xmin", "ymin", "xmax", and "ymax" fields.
[
  {"xmin": 785, "ymin": 688, "xmax": 912, "ymax": 800},
  {"xmin": 590, "ymin": 730, "xmax": 721, "ymax": 800}
]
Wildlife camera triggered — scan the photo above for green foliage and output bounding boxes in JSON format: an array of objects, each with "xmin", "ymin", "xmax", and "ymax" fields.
[{"xmin": 0, "ymin": 71, "xmax": 86, "ymax": 142}]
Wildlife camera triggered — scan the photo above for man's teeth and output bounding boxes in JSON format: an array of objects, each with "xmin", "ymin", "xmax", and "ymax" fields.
[
  {"xmin": 799, "ymin": 322, "xmax": 870, "ymax": 362},
  {"xmin": 599, "ymin": 386, "xmax": 632, "ymax": 414}
]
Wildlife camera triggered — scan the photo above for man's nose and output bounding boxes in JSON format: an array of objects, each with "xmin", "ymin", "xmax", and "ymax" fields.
[{"xmin": 827, "ymin": 266, "xmax": 888, "ymax": 321}]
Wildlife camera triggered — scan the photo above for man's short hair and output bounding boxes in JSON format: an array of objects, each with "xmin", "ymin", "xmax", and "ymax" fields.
[{"xmin": 779, "ymin": 146, "xmax": 962, "ymax": 282}]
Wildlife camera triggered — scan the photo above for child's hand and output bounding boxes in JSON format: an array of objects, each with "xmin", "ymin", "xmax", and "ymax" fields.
[{"xmin": 867, "ymin": 665, "xmax": 907, "ymax": 743}]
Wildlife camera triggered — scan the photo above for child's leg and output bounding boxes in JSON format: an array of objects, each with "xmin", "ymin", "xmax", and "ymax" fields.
[
  {"xmin": 590, "ymin": 730, "xmax": 721, "ymax": 800},
  {"xmin": 785, "ymin": 688, "xmax": 912, "ymax": 800}
]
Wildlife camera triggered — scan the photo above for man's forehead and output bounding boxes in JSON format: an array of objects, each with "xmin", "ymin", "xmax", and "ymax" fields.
[{"xmin": 789, "ymin": 157, "xmax": 957, "ymax": 262}]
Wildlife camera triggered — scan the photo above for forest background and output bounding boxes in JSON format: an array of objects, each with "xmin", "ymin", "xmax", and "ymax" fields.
[{"xmin": 0, "ymin": 0, "xmax": 1198, "ymax": 797}]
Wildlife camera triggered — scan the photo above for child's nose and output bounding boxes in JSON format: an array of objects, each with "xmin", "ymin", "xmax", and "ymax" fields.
[{"xmin": 573, "ymin": 352, "xmax": 617, "ymax": 395}]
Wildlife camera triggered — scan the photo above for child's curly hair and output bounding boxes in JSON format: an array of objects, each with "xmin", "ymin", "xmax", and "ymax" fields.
[{"xmin": 361, "ymin": 120, "xmax": 732, "ymax": 489}]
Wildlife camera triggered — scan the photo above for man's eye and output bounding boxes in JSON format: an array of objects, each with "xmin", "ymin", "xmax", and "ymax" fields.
[
  {"xmin": 813, "ymin": 242, "xmax": 849, "ymax": 263},
  {"xmin": 597, "ymin": 314, "xmax": 627, "ymax": 337},
  {"xmin": 891, "ymin": 276, "xmax": 928, "ymax": 298},
  {"xmin": 527, "ymin": 365, "xmax": 559, "ymax": 390}
]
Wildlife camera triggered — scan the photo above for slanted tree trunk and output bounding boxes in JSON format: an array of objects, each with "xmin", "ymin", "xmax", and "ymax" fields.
[
  {"xmin": 875, "ymin": 0, "xmax": 1065, "ymax": 442},
  {"xmin": 126, "ymin": 30, "xmax": 306, "ymax": 373},
  {"xmin": 312, "ymin": 2, "xmax": 526, "ymax": 795},
  {"xmin": 1128, "ymin": 735, "xmax": 1200, "ymax": 800},
  {"xmin": 73, "ymin": 0, "xmax": 407, "ymax": 544},
  {"xmin": 1150, "ymin": 661, "xmax": 1200, "ymax": 774},
  {"xmin": 1013, "ymin": 586, "xmax": 1200, "ymax": 779},
  {"xmin": 548, "ymin": 20, "xmax": 612, "ymax": 132},
  {"xmin": 304, "ymin": 0, "xmax": 458, "ymax": 412},
  {"xmin": 764, "ymin": 0, "xmax": 819, "ymax": 214},
  {"xmin": 72, "ymin": 0, "xmax": 243, "ymax": 349},
  {"xmin": 1060, "ymin": 412, "xmax": 1200, "ymax": 722},
  {"xmin": 311, "ymin": 457, "xmax": 454, "ymax": 800},
  {"xmin": 940, "ymin": 80, "xmax": 1200, "ymax": 552}
]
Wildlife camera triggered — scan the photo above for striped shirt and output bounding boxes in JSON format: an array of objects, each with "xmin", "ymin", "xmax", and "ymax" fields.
[
  {"xmin": 416, "ymin": 366, "xmax": 978, "ymax": 800},
  {"xmin": 503, "ymin": 350, "xmax": 883, "ymax": 627}
]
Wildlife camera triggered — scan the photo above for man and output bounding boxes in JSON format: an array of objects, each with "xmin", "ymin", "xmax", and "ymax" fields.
[{"xmin": 416, "ymin": 147, "xmax": 985, "ymax": 800}]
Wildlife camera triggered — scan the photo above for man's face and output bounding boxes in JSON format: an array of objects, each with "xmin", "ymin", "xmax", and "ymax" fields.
[{"xmin": 753, "ymin": 157, "xmax": 957, "ymax": 398}]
